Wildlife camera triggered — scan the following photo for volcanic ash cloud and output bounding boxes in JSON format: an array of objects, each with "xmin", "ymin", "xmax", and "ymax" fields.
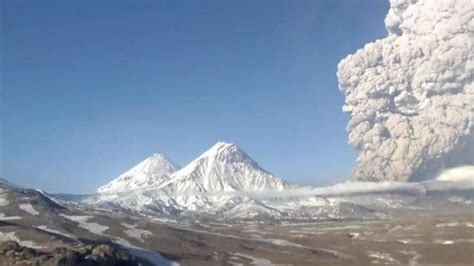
[{"xmin": 337, "ymin": 0, "xmax": 474, "ymax": 182}]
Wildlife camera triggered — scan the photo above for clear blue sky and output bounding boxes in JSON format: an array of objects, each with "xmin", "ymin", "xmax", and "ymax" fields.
[{"xmin": 2, "ymin": 0, "xmax": 389, "ymax": 194}]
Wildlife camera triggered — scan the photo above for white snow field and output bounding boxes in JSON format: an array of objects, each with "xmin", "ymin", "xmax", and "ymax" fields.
[
  {"xmin": 59, "ymin": 214, "xmax": 109, "ymax": 236},
  {"xmin": 19, "ymin": 204, "xmax": 40, "ymax": 215}
]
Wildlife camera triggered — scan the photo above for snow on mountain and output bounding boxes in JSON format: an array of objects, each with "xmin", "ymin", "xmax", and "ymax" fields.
[
  {"xmin": 97, "ymin": 154, "xmax": 180, "ymax": 194},
  {"xmin": 161, "ymin": 142, "xmax": 290, "ymax": 193},
  {"xmin": 85, "ymin": 143, "xmax": 474, "ymax": 222},
  {"xmin": 221, "ymin": 199, "xmax": 286, "ymax": 220},
  {"xmin": 86, "ymin": 142, "xmax": 293, "ymax": 217}
]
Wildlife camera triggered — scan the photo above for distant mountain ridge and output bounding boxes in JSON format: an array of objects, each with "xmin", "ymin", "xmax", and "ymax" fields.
[
  {"xmin": 0, "ymin": 177, "xmax": 22, "ymax": 189},
  {"xmin": 89, "ymin": 142, "xmax": 294, "ymax": 217},
  {"xmin": 98, "ymin": 142, "xmax": 290, "ymax": 195}
]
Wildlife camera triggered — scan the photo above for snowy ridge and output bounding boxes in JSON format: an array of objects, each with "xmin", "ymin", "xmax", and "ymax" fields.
[
  {"xmin": 97, "ymin": 154, "xmax": 180, "ymax": 193},
  {"xmin": 89, "ymin": 142, "xmax": 293, "ymax": 217},
  {"xmin": 161, "ymin": 142, "xmax": 290, "ymax": 193}
]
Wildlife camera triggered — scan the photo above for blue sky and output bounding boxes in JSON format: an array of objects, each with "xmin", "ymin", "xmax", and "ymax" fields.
[{"xmin": 2, "ymin": 0, "xmax": 389, "ymax": 193}]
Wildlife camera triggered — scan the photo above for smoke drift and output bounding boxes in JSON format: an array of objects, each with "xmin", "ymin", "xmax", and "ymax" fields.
[{"xmin": 337, "ymin": 0, "xmax": 474, "ymax": 182}]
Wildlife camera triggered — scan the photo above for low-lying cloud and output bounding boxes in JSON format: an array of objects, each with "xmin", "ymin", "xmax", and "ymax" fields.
[{"xmin": 152, "ymin": 167, "xmax": 474, "ymax": 200}]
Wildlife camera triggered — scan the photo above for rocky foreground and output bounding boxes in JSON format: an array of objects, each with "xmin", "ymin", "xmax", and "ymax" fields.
[{"xmin": 0, "ymin": 241, "xmax": 148, "ymax": 266}]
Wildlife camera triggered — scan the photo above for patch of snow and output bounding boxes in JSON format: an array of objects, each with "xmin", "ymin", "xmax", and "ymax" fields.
[
  {"xmin": 396, "ymin": 239, "xmax": 431, "ymax": 245},
  {"xmin": 318, "ymin": 248, "xmax": 354, "ymax": 260},
  {"xmin": 0, "ymin": 196, "xmax": 9, "ymax": 207},
  {"xmin": 446, "ymin": 196, "xmax": 472, "ymax": 204},
  {"xmin": 388, "ymin": 225, "xmax": 404, "ymax": 232},
  {"xmin": 113, "ymin": 238, "xmax": 179, "ymax": 266},
  {"xmin": 113, "ymin": 237, "xmax": 133, "ymax": 247},
  {"xmin": 171, "ymin": 225, "xmax": 245, "ymax": 241},
  {"xmin": 151, "ymin": 217, "xmax": 177, "ymax": 224},
  {"xmin": 0, "ymin": 213, "xmax": 21, "ymax": 221},
  {"xmin": 57, "ymin": 216, "xmax": 177, "ymax": 265},
  {"xmin": 232, "ymin": 252, "xmax": 274, "ymax": 265},
  {"xmin": 122, "ymin": 223, "xmax": 152, "ymax": 242},
  {"xmin": 60, "ymin": 214, "xmax": 108, "ymax": 235},
  {"xmin": 434, "ymin": 239, "xmax": 454, "ymax": 245},
  {"xmin": 349, "ymin": 232, "xmax": 360, "ymax": 239},
  {"xmin": 19, "ymin": 204, "xmax": 39, "ymax": 215},
  {"xmin": 368, "ymin": 251, "xmax": 399, "ymax": 264},
  {"xmin": 436, "ymin": 222, "xmax": 459, "ymax": 227},
  {"xmin": 397, "ymin": 239, "xmax": 413, "ymax": 244},
  {"xmin": 265, "ymin": 238, "xmax": 306, "ymax": 248},
  {"xmin": 0, "ymin": 231, "xmax": 43, "ymax": 249},
  {"xmin": 34, "ymin": 225, "xmax": 76, "ymax": 239},
  {"xmin": 317, "ymin": 225, "xmax": 363, "ymax": 231},
  {"xmin": 398, "ymin": 250, "xmax": 421, "ymax": 266}
]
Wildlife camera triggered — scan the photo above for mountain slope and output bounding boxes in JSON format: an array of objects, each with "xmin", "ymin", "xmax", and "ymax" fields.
[
  {"xmin": 161, "ymin": 142, "xmax": 290, "ymax": 193},
  {"xmin": 87, "ymin": 142, "xmax": 292, "ymax": 216},
  {"xmin": 0, "ymin": 178, "xmax": 22, "ymax": 189},
  {"xmin": 0, "ymin": 181, "xmax": 179, "ymax": 265},
  {"xmin": 97, "ymin": 154, "xmax": 180, "ymax": 193}
]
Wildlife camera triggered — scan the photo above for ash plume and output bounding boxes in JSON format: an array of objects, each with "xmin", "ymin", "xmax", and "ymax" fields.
[{"xmin": 337, "ymin": 0, "xmax": 474, "ymax": 182}]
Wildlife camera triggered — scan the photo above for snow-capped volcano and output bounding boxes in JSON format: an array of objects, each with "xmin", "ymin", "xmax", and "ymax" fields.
[
  {"xmin": 75, "ymin": 143, "xmax": 474, "ymax": 221},
  {"xmin": 87, "ymin": 142, "xmax": 293, "ymax": 217},
  {"xmin": 161, "ymin": 142, "xmax": 290, "ymax": 193},
  {"xmin": 97, "ymin": 153, "xmax": 180, "ymax": 193}
]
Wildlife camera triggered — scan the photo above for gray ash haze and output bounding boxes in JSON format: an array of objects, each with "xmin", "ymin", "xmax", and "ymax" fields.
[{"xmin": 337, "ymin": 0, "xmax": 474, "ymax": 182}]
